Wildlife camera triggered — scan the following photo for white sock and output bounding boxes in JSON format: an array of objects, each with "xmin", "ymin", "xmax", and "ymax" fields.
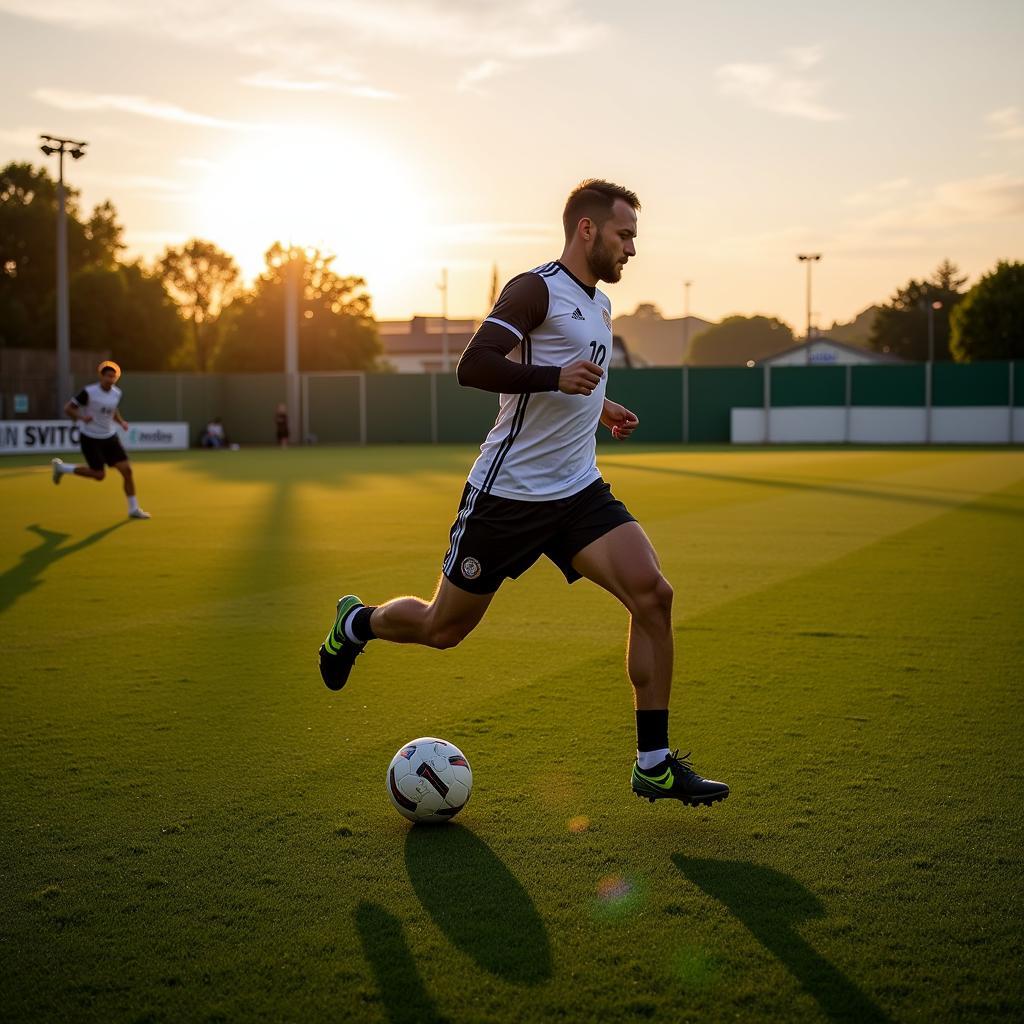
[
  {"xmin": 341, "ymin": 607, "xmax": 363, "ymax": 644},
  {"xmin": 128, "ymin": 495, "xmax": 139, "ymax": 512},
  {"xmin": 637, "ymin": 748, "xmax": 670, "ymax": 770},
  {"xmin": 59, "ymin": 462, "xmax": 78, "ymax": 474}
]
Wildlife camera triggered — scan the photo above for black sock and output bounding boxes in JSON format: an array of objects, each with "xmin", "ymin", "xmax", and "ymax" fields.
[
  {"xmin": 636, "ymin": 709, "xmax": 669, "ymax": 755},
  {"xmin": 349, "ymin": 605, "xmax": 378, "ymax": 643}
]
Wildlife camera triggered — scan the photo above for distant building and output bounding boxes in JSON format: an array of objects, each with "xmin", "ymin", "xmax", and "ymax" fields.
[
  {"xmin": 377, "ymin": 317, "xmax": 636, "ymax": 373},
  {"xmin": 758, "ymin": 337, "xmax": 904, "ymax": 367},
  {"xmin": 377, "ymin": 316, "xmax": 477, "ymax": 373},
  {"xmin": 612, "ymin": 303, "xmax": 712, "ymax": 366}
]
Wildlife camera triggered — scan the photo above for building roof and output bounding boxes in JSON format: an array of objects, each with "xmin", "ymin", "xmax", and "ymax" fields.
[
  {"xmin": 759, "ymin": 337, "xmax": 905, "ymax": 365},
  {"xmin": 377, "ymin": 316, "xmax": 477, "ymax": 356}
]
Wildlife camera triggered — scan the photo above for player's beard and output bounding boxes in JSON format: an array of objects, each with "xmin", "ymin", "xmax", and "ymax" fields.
[{"xmin": 586, "ymin": 233, "xmax": 623, "ymax": 283}]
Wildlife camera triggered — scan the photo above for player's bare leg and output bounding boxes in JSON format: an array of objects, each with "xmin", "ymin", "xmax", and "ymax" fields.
[
  {"xmin": 51, "ymin": 459, "xmax": 104, "ymax": 483},
  {"xmin": 370, "ymin": 577, "xmax": 494, "ymax": 649},
  {"xmin": 571, "ymin": 522, "xmax": 673, "ymax": 709},
  {"xmin": 572, "ymin": 521, "xmax": 728, "ymax": 807},
  {"xmin": 115, "ymin": 460, "xmax": 150, "ymax": 519},
  {"xmin": 319, "ymin": 579, "xmax": 494, "ymax": 691}
]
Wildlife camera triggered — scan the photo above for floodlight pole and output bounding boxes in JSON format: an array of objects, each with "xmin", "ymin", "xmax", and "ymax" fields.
[
  {"xmin": 284, "ymin": 249, "xmax": 301, "ymax": 444},
  {"xmin": 40, "ymin": 134, "xmax": 87, "ymax": 414},
  {"xmin": 926, "ymin": 300, "xmax": 942, "ymax": 445},
  {"xmin": 683, "ymin": 280, "xmax": 692, "ymax": 358},
  {"xmin": 927, "ymin": 299, "xmax": 942, "ymax": 364},
  {"xmin": 797, "ymin": 253, "xmax": 822, "ymax": 366},
  {"xmin": 439, "ymin": 268, "xmax": 449, "ymax": 372}
]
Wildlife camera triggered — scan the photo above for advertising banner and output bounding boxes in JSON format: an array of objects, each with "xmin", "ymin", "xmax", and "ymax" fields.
[{"xmin": 0, "ymin": 421, "xmax": 190, "ymax": 455}]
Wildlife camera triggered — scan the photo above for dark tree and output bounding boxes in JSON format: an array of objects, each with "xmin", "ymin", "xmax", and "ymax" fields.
[
  {"xmin": 68, "ymin": 262, "xmax": 183, "ymax": 370},
  {"xmin": 868, "ymin": 260, "xmax": 968, "ymax": 361},
  {"xmin": 156, "ymin": 238, "xmax": 240, "ymax": 371},
  {"xmin": 950, "ymin": 261, "xmax": 1024, "ymax": 362},
  {"xmin": 0, "ymin": 162, "xmax": 124, "ymax": 348},
  {"xmin": 686, "ymin": 315, "xmax": 794, "ymax": 366},
  {"xmin": 215, "ymin": 244, "xmax": 381, "ymax": 372}
]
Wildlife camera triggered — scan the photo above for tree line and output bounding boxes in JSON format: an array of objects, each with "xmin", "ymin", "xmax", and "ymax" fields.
[
  {"xmin": 0, "ymin": 162, "xmax": 382, "ymax": 372},
  {"xmin": 3, "ymin": 160, "xmax": 1020, "ymax": 372},
  {"xmin": 685, "ymin": 257, "xmax": 1022, "ymax": 366}
]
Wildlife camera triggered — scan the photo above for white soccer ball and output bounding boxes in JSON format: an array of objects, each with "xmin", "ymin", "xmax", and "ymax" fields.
[{"xmin": 386, "ymin": 737, "xmax": 473, "ymax": 823}]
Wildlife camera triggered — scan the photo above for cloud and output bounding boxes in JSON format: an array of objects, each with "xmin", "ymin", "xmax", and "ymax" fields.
[
  {"xmin": 32, "ymin": 88, "xmax": 267, "ymax": 131},
  {"xmin": 985, "ymin": 106, "xmax": 1024, "ymax": 142},
  {"xmin": 440, "ymin": 221, "xmax": 558, "ymax": 246},
  {"xmin": 238, "ymin": 69, "xmax": 398, "ymax": 99},
  {"xmin": 458, "ymin": 60, "xmax": 506, "ymax": 94},
  {"xmin": 716, "ymin": 47, "xmax": 844, "ymax": 122},
  {"xmin": 842, "ymin": 177, "xmax": 912, "ymax": 207},
  {"xmin": 240, "ymin": 72, "xmax": 334, "ymax": 93},
  {"xmin": 833, "ymin": 173, "xmax": 1024, "ymax": 254},
  {"xmin": 0, "ymin": 0, "xmax": 607, "ymax": 89}
]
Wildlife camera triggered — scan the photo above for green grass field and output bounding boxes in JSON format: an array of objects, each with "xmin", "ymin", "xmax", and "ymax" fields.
[{"xmin": 2, "ymin": 445, "xmax": 1022, "ymax": 1023}]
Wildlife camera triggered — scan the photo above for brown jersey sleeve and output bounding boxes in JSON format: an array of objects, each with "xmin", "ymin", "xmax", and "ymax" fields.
[{"xmin": 456, "ymin": 272, "xmax": 561, "ymax": 394}]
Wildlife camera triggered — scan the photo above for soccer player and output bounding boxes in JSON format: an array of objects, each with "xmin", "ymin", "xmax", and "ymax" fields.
[
  {"xmin": 50, "ymin": 360, "xmax": 151, "ymax": 520},
  {"xmin": 319, "ymin": 180, "xmax": 728, "ymax": 808}
]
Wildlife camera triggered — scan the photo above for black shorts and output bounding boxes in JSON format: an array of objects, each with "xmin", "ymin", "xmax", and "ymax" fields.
[
  {"xmin": 442, "ymin": 478, "xmax": 636, "ymax": 594},
  {"xmin": 80, "ymin": 433, "xmax": 128, "ymax": 470}
]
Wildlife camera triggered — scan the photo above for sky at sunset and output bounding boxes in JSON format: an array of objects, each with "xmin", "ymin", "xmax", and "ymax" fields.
[{"xmin": 2, "ymin": 0, "xmax": 1022, "ymax": 331}]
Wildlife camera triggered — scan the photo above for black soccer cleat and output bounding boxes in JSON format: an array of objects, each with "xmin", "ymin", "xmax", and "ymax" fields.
[
  {"xmin": 318, "ymin": 594, "xmax": 366, "ymax": 691},
  {"xmin": 631, "ymin": 751, "xmax": 729, "ymax": 807}
]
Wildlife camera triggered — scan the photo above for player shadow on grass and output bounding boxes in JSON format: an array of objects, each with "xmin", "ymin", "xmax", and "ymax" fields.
[
  {"xmin": 673, "ymin": 856, "xmax": 890, "ymax": 1024},
  {"xmin": 404, "ymin": 824, "xmax": 552, "ymax": 985},
  {"xmin": 355, "ymin": 902, "xmax": 450, "ymax": 1024},
  {"xmin": 0, "ymin": 522, "xmax": 128, "ymax": 615},
  {"xmin": 601, "ymin": 459, "xmax": 1024, "ymax": 521}
]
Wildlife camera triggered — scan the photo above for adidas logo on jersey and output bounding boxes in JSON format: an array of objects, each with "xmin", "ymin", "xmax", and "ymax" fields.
[{"xmin": 571, "ymin": 307, "xmax": 585, "ymax": 320}]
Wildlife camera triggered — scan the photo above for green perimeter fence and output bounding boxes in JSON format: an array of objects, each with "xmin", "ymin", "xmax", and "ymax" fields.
[{"xmin": 56, "ymin": 362, "xmax": 1023, "ymax": 446}]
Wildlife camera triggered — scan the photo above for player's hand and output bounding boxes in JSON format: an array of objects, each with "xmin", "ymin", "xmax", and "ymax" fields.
[
  {"xmin": 558, "ymin": 360, "xmax": 604, "ymax": 396},
  {"xmin": 601, "ymin": 400, "xmax": 639, "ymax": 440},
  {"xmin": 81, "ymin": 414, "xmax": 93, "ymax": 423}
]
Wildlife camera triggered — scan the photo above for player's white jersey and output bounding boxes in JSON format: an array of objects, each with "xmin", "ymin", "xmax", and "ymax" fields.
[
  {"xmin": 71, "ymin": 383, "xmax": 122, "ymax": 439},
  {"xmin": 467, "ymin": 262, "xmax": 612, "ymax": 501}
]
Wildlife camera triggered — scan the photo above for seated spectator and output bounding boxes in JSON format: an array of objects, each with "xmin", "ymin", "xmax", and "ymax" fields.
[{"xmin": 202, "ymin": 417, "xmax": 227, "ymax": 448}]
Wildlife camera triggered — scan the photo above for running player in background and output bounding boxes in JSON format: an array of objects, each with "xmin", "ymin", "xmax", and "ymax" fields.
[
  {"xmin": 318, "ymin": 179, "xmax": 728, "ymax": 809},
  {"xmin": 50, "ymin": 360, "xmax": 151, "ymax": 520}
]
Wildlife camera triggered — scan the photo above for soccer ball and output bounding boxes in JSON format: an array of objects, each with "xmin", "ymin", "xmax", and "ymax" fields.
[{"xmin": 386, "ymin": 737, "xmax": 473, "ymax": 823}]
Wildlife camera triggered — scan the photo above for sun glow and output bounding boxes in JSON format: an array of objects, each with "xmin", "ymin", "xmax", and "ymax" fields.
[{"xmin": 194, "ymin": 127, "xmax": 436, "ymax": 296}]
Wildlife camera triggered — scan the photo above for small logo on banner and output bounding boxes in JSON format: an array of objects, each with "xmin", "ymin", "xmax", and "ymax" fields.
[
  {"xmin": 461, "ymin": 557, "xmax": 482, "ymax": 580},
  {"xmin": 601, "ymin": 307, "xmax": 612, "ymax": 330}
]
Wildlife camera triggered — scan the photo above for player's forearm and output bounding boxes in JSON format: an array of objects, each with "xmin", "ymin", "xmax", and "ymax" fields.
[
  {"xmin": 456, "ymin": 346, "xmax": 561, "ymax": 394},
  {"xmin": 64, "ymin": 402, "xmax": 81, "ymax": 420}
]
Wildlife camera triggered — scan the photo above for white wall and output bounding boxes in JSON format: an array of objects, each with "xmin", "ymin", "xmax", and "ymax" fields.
[{"xmin": 732, "ymin": 407, "xmax": 1020, "ymax": 444}]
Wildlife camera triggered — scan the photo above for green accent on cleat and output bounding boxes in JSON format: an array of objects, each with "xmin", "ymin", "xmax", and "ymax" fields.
[
  {"xmin": 631, "ymin": 751, "xmax": 730, "ymax": 808},
  {"xmin": 325, "ymin": 594, "xmax": 363, "ymax": 649},
  {"xmin": 319, "ymin": 594, "xmax": 366, "ymax": 691}
]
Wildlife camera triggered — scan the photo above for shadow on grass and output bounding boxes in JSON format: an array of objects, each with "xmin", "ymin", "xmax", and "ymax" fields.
[
  {"xmin": 0, "ymin": 522, "xmax": 128, "ymax": 615},
  {"xmin": 355, "ymin": 902, "xmax": 448, "ymax": 1024},
  {"xmin": 173, "ymin": 445, "xmax": 477, "ymax": 489},
  {"xmin": 602, "ymin": 459, "xmax": 1024, "ymax": 520},
  {"xmin": 405, "ymin": 824, "xmax": 551, "ymax": 985},
  {"xmin": 673, "ymin": 856, "xmax": 889, "ymax": 1024}
]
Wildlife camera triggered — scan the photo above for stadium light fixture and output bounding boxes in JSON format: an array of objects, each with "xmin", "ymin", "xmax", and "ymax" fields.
[{"xmin": 39, "ymin": 135, "xmax": 89, "ymax": 414}]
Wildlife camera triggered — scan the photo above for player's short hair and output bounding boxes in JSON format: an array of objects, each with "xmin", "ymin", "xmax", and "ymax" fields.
[
  {"xmin": 562, "ymin": 179, "xmax": 641, "ymax": 241},
  {"xmin": 98, "ymin": 360, "xmax": 121, "ymax": 379}
]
